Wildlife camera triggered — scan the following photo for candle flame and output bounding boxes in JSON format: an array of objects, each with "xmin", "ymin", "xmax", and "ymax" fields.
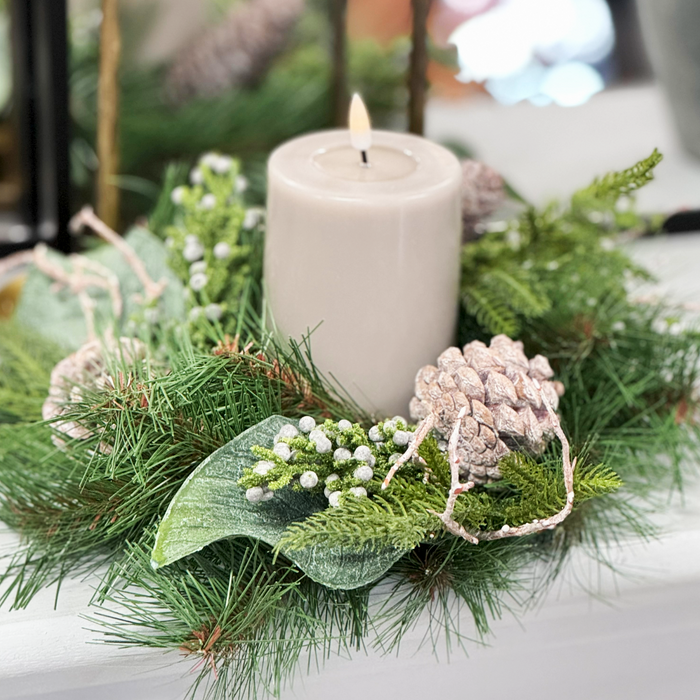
[{"xmin": 349, "ymin": 93, "xmax": 372, "ymax": 153}]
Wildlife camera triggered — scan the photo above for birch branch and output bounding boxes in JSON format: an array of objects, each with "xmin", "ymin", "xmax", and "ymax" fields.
[
  {"xmin": 428, "ymin": 406, "xmax": 478, "ymax": 544},
  {"xmin": 77, "ymin": 257, "xmax": 123, "ymax": 318},
  {"xmin": 70, "ymin": 205, "xmax": 167, "ymax": 303},
  {"xmin": 382, "ymin": 412, "xmax": 436, "ymax": 489},
  {"xmin": 33, "ymin": 244, "xmax": 123, "ymax": 335},
  {"xmin": 0, "ymin": 250, "xmax": 35, "ymax": 280},
  {"xmin": 476, "ymin": 392, "xmax": 576, "ymax": 542},
  {"xmin": 387, "ymin": 381, "xmax": 577, "ymax": 543}
]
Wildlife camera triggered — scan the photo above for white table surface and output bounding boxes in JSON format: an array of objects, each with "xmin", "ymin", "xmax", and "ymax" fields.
[{"xmin": 3, "ymin": 84, "xmax": 700, "ymax": 700}]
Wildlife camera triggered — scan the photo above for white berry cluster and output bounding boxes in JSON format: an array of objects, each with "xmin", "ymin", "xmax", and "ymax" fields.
[
  {"xmin": 239, "ymin": 416, "xmax": 416, "ymax": 509},
  {"xmin": 163, "ymin": 151, "xmax": 266, "ymax": 336}
]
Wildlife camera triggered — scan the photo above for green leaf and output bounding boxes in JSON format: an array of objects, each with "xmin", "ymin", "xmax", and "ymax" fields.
[
  {"xmin": 15, "ymin": 228, "xmax": 185, "ymax": 350},
  {"xmin": 151, "ymin": 415, "xmax": 406, "ymax": 590}
]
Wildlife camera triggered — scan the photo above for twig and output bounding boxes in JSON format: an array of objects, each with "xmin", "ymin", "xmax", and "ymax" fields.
[
  {"xmin": 382, "ymin": 413, "xmax": 436, "ymax": 489},
  {"xmin": 428, "ymin": 406, "xmax": 478, "ymax": 544},
  {"xmin": 33, "ymin": 244, "xmax": 123, "ymax": 334},
  {"xmin": 408, "ymin": 0, "xmax": 433, "ymax": 135},
  {"xmin": 78, "ymin": 291, "xmax": 97, "ymax": 341},
  {"xmin": 70, "ymin": 206, "xmax": 167, "ymax": 302},
  {"xmin": 34, "ymin": 245, "xmax": 115, "ymax": 299},
  {"xmin": 77, "ymin": 257, "xmax": 123, "ymax": 318},
  {"xmin": 0, "ymin": 250, "xmax": 35, "ymax": 280},
  {"xmin": 387, "ymin": 381, "xmax": 577, "ymax": 543},
  {"xmin": 476, "ymin": 391, "xmax": 576, "ymax": 542}
]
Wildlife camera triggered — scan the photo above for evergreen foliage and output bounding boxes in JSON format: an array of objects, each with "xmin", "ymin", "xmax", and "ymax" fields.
[
  {"xmin": 163, "ymin": 156, "xmax": 264, "ymax": 342},
  {"xmin": 0, "ymin": 323, "xmax": 62, "ymax": 423},
  {"xmin": 460, "ymin": 150, "xmax": 662, "ymax": 338},
  {"xmin": 277, "ymin": 449, "xmax": 621, "ymax": 554},
  {"xmin": 1, "ymin": 149, "xmax": 699, "ymax": 700},
  {"xmin": 0, "ymin": 339, "xmax": 363, "ymax": 610}
]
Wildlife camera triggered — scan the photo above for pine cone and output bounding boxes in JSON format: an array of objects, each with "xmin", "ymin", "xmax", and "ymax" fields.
[
  {"xmin": 461, "ymin": 160, "xmax": 505, "ymax": 242},
  {"xmin": 409, "ymin": 335, "xmax": 565, "ymax": 484},
  {"xmin": 166, "ymin": 0, "xmax": 305, "ymax": 105},
  {"xmin": 42, "ymin": 337, "xmax": 146, "ymax": 448}
]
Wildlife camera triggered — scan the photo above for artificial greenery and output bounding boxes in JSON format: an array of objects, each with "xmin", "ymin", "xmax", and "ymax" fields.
[
  {"xmin": 277, "ymin": 450, "xmax": 622, "ymax": 555},
  {"xmin": 150, "ymin": 415, "xmax": 408, "ymax": 590},
  {"xmin": 460, "ymin": 149, "xmax": 663, "ymax": 339},
  {"xmin": 0, "ymin": 341, "xmax": 359, "ymax": 609},
  {"xmin": 239, "ymin": 417, "xmax": 417, "ymax": 501},
  {"xmin": 0, "ymin": 323, "xmax": 62, "ymax": 424},
  {"xmin": 1, "ymin": 148, "xmax": 699, "ymax": 700},
  {"xmin": 14, "ymin": 227, "xmax": 185, "ymax": 351},
  {"xmin": 163, "ymin": 154, "xmax": 264, "ymax": 343}
]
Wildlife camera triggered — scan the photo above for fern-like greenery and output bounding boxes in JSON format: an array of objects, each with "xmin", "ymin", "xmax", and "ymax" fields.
[
  {"xmin": 461, "ymin": 150, "xmax": 662, "ymax": 339},
  {"xmin": 572, "ymin": 148, "xmax": 663, "ymax": 210}
]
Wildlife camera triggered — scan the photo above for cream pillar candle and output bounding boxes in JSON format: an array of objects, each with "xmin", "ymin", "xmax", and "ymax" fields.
[{"xmin": 265, "ymin": 116, "xmax": 462, "ymax": 417}]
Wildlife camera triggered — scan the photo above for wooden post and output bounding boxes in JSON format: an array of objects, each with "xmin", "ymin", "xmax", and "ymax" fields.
[
  {"xmin": 329, "ymin": 0, "xmax": 349, "ymax": 127},
  {"xmin": 408, "ymin": 0, "xmax": 433, "ymax": 135},
  {"xmin": 96, "ymin": 0, "xmax": 121, "ymax": 230}
]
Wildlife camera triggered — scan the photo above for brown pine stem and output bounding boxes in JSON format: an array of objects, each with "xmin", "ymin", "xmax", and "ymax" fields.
[
  {"xmin": 408, "ymin": 0, "xmax": 433, "ymax": 135},
  {"xmin": 329, "ymin": 0, "xmax": 349, "ymax": 127},
  {"xmin": 97, "ymin": 0, "xmax": 122, "ymax": 230}
]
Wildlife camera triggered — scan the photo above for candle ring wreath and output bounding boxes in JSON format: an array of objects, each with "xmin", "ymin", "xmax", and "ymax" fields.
[{"xmin": 1, "ymin": 146, "xmax": 699, "ymax": 699}]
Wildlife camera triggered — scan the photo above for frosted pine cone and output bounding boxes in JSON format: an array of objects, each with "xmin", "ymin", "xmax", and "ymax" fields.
[
  {"xmin": 409, "ymin": 335, "xmax": 565, "ymax": 484},
  {"xmin": 461, "ymin": 160, "xmax": 505, "ymax": 242},
  {"xmin": 42, "ymin": 337, "xmax": 147, "ymax": 448},
  {"xmin": 166, "ymin": 0, "xmax": 304, "ymax": 105}
]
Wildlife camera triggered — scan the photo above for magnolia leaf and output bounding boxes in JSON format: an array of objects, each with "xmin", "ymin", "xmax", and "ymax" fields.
[
  {"xmin": 151, "ymin": 415, "xmax": 406, "ymax": 590},
  {"xmin": 15, "ymin": 228, "xmax": 185, "ymax": 351}
]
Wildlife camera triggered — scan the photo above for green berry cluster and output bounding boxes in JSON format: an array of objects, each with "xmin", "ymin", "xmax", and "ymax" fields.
[
  {"xmin": 164, "ymin": 152, "xmax": 263, "ymax": 339},
  {"xmin": 238, "ymin": 416, "xmax": 418, "ymax": 508}
]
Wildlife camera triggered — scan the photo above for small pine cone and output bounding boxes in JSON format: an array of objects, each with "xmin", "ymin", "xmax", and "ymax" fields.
[
  {"xmin": 461, "ymin": 160, "xmax": 505, "ymax": 242},
  {"xmin": 166, "ymin": 0, "xmax": 304, "ymax": 105},
  {"xmin": 410, "ymin": 335, "xmax": 564, "ymax": 484},
  {"xmin": 42, "ymin": 337, "xmax": 147, "ymax": 449}
]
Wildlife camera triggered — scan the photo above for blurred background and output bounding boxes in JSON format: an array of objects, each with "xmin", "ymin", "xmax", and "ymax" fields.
[{"xmin": 0, "ymin": 0, "xmax": 691, "ymax": 257}]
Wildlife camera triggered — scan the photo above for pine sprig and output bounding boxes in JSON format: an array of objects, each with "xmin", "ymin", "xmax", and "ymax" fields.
[
  {"xmin": 0, "ymin": 322, "xmax": 63, "ymax": 424},
  {"xmin": 0, "ymin": 336, "xmax": 365, "ymax": 609}
]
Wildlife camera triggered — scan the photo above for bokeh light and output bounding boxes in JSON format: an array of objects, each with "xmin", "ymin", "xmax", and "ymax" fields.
[{"xmin": 449, "ymin": 0, "xmax": 614, "ymax": 106}]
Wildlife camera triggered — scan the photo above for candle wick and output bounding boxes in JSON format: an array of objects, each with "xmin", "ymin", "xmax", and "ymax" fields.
[{"xmin": 361, "ymin": 150, "xmax": 369, "ymax": 167}]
